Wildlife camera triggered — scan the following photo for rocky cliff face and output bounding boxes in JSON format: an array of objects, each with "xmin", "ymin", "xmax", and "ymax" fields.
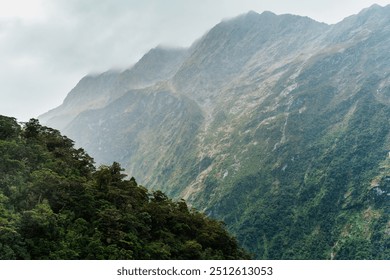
[{"xmin": 40, "ymin": 5, "xmax": 390, "ymax": 259}]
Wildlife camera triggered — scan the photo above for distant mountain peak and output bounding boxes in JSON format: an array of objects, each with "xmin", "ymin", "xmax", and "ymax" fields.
[
  {"xmin": 246, "ymin": 10, "xmax": 258, "ymax": 16},
  {"xmin": 357, "ymin": 2, "xmax": 390, "ymax": 17},
  {"xmin": 334, "ymin": 2, "xmax": 390, "ymax": 33},
  {"xmin": 148, "ymin": 45, "xmax": 187, "ymax": 54},
  {"xmin": 243, "ymin": 10, "xmax": 275, "ymax": 18},
  {"xmin": 259, "ymin": 10, "xmax": 276, "ymax": 17},
  {"xmin": 364, "ymin": 3, "xmax": 383, "ymax": 10},
  {"xmin": 220, "ymin": 10, "xmax": 276, "ymax": 26}
]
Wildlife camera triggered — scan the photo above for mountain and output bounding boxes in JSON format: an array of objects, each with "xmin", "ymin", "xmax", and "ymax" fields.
[
  {"xmin": 40, "ymin": 5, "xmax": 390, "ymax": 259},
  {"xmin": 40, "ymin": 47, "xmax": 188, "ymax": 131},
  {"xmin": 0, "ymin": 116, "xmax": 248, "ymax": 259}
]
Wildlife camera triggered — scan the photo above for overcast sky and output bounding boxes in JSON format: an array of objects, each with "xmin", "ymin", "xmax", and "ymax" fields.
[{"xmin": 1, "ymin": 0, "xmax": 390, "ymax": 121}]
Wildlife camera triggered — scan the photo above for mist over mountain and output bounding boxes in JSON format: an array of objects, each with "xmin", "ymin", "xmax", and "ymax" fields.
[
  {"xmin": 40, "ymin": 4, "xmax": 390, "ymax": 259},
  {"xmin": 40, "ymin": 47, "xmax": 188, "ymax": 131}
]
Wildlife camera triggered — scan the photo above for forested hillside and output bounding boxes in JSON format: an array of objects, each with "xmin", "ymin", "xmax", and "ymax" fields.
[{"xmin": 0, "ymin": 116, "xmax": 248, "ymax": 259}]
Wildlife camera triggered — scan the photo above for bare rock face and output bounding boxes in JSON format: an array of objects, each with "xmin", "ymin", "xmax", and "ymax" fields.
[{"xmin": 40, "ymin": 5, "xmax": 390, "ymax": 259}]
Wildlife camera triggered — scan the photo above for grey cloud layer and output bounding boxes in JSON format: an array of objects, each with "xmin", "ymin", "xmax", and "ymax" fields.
[{"xmin": 1, "ymin": 0, "xmax": 389, "ymax": 121}]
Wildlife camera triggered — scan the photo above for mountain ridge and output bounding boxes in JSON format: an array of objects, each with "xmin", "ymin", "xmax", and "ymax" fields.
[
  {"xmin": 39, "ymin": 46, "xmax": 189, "ymax": 130},
  {"xmin": 39, "ymin": 6, "xmax": 389, "ymax": 259}
]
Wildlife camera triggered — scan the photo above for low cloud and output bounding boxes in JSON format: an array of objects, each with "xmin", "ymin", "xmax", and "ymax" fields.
[{"xmin": 0, "ymin": 0, "xmax": 389, "ymax": 121}]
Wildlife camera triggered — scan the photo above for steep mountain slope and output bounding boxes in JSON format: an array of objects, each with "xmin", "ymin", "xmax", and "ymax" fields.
[
  {"xmin": 64, "ymin": 85, "xmax": 204, "ymax": 197},
  {"xmin": 117, "ymin": 47, "xmax": 187, "ymax": 92},
  {"xmin": 40, "ymin": 47, "xmax": 187, "ymax": 130},
  {"xmin": 40, "ymin": 5, "xmax": 390, "ymax": 259},
  {"xmin": 39, "ymin": 70, "xmax": 121, "ymax": 130},
  {"xmin": 172, "ymin": 11, "xmax": 327, "ymax": 104}
]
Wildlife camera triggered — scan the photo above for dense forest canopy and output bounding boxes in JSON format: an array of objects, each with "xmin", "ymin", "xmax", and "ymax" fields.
[{"xmin": 0, "ymin": 115, "xmax": 249, "ymax": 259}]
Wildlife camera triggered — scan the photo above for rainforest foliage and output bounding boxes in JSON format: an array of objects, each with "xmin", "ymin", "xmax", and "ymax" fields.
[{"xmin": 0, "ymin": 116, "xmax": 249, "ymax": 260}]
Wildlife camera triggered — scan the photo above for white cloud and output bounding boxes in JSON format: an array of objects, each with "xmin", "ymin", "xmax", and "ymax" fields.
[
  {"xmin": 0, "ymin": 0, "xmax": 46, "ymax": 20},
  {"xmin": 0, "ymin": 0, "xmax": 389, "ymax": 121}
]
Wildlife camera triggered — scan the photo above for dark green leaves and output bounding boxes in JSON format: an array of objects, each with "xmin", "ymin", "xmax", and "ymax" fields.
[{"xmin": 0, "ymin": 115, "xmax": 248, "ymax": 260}]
